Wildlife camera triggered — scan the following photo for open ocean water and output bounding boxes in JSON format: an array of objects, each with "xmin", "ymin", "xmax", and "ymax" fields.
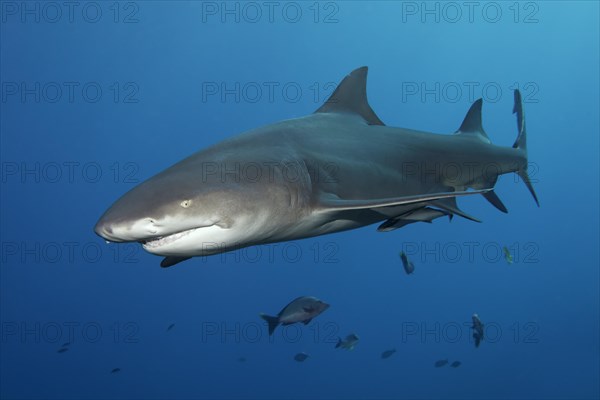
[{"xmin": 1, "ymin": 1, "xmax": 599, "ymax": 399}]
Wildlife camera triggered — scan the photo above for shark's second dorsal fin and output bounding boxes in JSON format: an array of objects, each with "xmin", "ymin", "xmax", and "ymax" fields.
[
  {"xmin": 455, "ymin": 99, "xmax": 491, "ymax": 143},
  {"xmin": 315, "ymin": 66, "xmax": 385, "ymax": 126}
]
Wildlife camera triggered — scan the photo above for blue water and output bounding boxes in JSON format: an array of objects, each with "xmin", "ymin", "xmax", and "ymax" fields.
[{"xmin": 1, "ymin": 2, "xmax": 599, "ymax": 399}]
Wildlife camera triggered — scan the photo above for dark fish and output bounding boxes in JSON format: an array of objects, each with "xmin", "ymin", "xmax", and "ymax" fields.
[
  {"xmin": 472, "ymin": 313, "xmax": 484, "ymax": 348},
  {"xmin": 237, "ymin": 357, "xmax": 247, "ymax": 363},
  {"xmin": 381, "ymin": 349, "xmax": 396, "ymax": 359},
  {"xmin": 434, "ymin": 359, "xmax": 448, "ymax": 367},
  {"xmin": 336, "ymin": 333, "xmax": 359, "ymax": 351},
  {"xmin": 260, "ymin": 296, "xmax": 330, "ymax": 336},
  {"xmin": 57, "ymin": 347, "xmax": 69, "ymax": 353},
  {"xmin": 399, "ymin": 252, "xmax": 415, "ymax": 275},
  {"xmin": 294, "ymin": 352, "xmax": 309, "ymax": 362},
  {"xmin": 167, "ymin": 323, "xmax": 175, "ymax": 331},
  {"xmin": 111, "ymin": 368, "xmax": 121, "ymax": 374},
  {"xmin": 61, "ymin": 342, "xmax": 70, "ymax": 347},
  {"xmin": 451, "ymin": 361, "xmax": 461, "ymax": 368},
  {"xmin": 473, "ymin": 333, "xmax": 482, "ymax": 348}
]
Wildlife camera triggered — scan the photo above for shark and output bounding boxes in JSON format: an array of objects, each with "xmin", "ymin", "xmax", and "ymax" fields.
[{"xmin": 94, "ymin": 67, "xmax": 538, "ymax": 267}]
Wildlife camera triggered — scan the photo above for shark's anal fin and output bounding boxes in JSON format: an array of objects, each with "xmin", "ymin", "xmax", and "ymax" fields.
[
  {"xmin": 482, "ymin": 190, "xmax": 508, "ymax": 213},
  {"xmin": 517, "ymin": 169, "xmax": 539, "ymax": 207},
  {"xmin": 160, "ymin": 256, "xmax": 191, "ymax": 268},
  {"xmin": 455, "ymin": 99, "xmax": 491, "ymax": 143},
  {"xmin": 315, "ymin": 66, "xmax": 385, "ymax": 126}
]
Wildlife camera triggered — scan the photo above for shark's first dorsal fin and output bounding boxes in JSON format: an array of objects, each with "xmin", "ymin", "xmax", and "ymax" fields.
[
  {"xmin": 455, "ymin": 99, "xmax": 490, "ymax": 143},
  {"xmin": 315, "ymin": 66, "xmax": 385, "ymax": 126}
]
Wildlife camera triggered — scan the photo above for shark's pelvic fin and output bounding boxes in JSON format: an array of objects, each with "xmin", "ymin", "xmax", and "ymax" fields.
[
  {"xmin": 430, "ymin": 197, "xmax": 481, "ymax": 222},
  {"xmin": 315, "ymin": 66, "xmax": 385, "ymax": 126},
  {"xmin": 455, "ymin": 98, "xmax": 491, "ymax": 143},
  {"xmin": 512, "ymin": 90, "xmax": 540, "ymax": 207}
]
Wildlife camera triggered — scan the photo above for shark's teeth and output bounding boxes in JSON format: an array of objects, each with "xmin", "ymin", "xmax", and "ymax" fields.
[{"xmin": 142, "ymin": 228, "xmax": 197, "ymax": 249}]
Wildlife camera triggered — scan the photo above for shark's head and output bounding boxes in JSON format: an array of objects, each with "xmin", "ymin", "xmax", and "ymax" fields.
[{"xmin": 94, "ymin": 159, "xmax": 296, "ymax": 257}]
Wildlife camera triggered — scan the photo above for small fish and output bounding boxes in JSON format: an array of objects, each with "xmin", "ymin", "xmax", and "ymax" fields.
[
  {"xmin": 167, "ymin": 323, "xmax": 175, "ymax": 331},
  {"xmin": 336, "ymin": 333, "xmax": 359, "ymax": 351},
  {"xmin": 381, "ymin": 349, "xmax": 396, "ymax": 359},
  {"xmin": 399, "ymin": 252, "xmax": 415, "ymax": 275},
  {"xmin": 61, "ymin": 342, "xmax": 70, "ymax": 347},
  {"xmin": 237, "ymin": 357, "xmax": 247, "ymax": 363},
  {"xmin": 434, "ymin": 359, "xmax": 448, "ymax": 367},
  {"xmin": 503, "ymin": 246, "xmax": 514, "ymax": 264},
  {"xmin": 451, "ymin": 361, "xmax": 462, "ymax": 368},
  {"xmin": 111, "ymin": 368, "xmax": 121, "ymax": 374},
  {"xmin": 294, "ymin": 352, "xmax": 309, "ymax": 362},
  {"xmin": 260, "ymin": 296, "xmax": 330, "ymax": 336},
  {"xmin": 472, "ymin": 313, "xmax": 484, "ymax": 348},
  {"xmin": 57, "ymin": 347, "xmax": 69, "ymax": 353},
  {"xmin": 378, "ymin": 208, "xmax": 451, "ymax": 232}
]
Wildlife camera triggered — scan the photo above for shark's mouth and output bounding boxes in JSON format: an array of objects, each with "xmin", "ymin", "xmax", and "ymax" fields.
[{"xmin": 141, "ymin": 227, "xmax": 199, "ymax": 249}]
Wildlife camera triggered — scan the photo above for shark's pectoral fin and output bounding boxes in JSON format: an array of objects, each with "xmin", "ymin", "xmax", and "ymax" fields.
[
  {"xmin": 315, "ymin": 66, "xmax": 385, "ymax": 126},
  {"xmin": 316, "ymin": 189, "xmax": 490, "ymax": 215},
  {"xmin": 377, "ymin": 207, "xmax": 450, "ymax": 232},
  {"xmin": 160, "ymin": 256, "xmax": 191, "ymax": 268}
]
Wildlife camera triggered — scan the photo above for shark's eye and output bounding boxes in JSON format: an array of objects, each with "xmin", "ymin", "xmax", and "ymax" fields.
[{"xmin": 180, "ymin": 200, "xmax": 192, "ymax": 208}]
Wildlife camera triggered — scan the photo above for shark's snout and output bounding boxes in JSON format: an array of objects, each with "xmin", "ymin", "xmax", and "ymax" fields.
[
  {"xmin": 95, "ymin": 221, "xmax": 112, "ymax": 236},
  {"xmin": 94, "ymin": 216, "xmax": 120, "ymax": 242},
  {"xmin": 95, "ymin": 213, "xmax": 163, "ymax": 243}
]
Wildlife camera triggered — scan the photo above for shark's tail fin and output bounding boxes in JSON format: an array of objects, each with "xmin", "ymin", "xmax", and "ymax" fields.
[
  {"xmin": 259, "ymin": 313, "xmax": 279, "ymax": 336},
  {"xmin": 512, "ymin": 90, "xmax": 539, "ymax": 207}
]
